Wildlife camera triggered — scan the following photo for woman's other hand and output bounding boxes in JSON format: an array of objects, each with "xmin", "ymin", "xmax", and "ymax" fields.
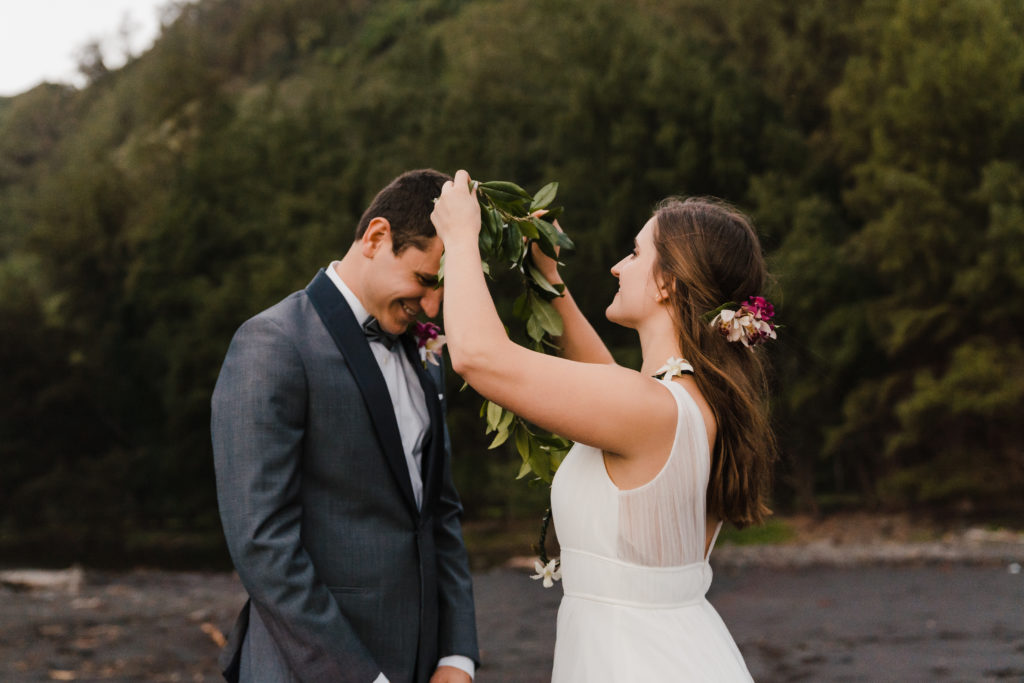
[
  {"xmin": 431, "ymin": 169, "xmax": 481, "ymax": 247},
  {"xmin": 529, "ymin": 214, "xmax": 565, "ymax": 285}
]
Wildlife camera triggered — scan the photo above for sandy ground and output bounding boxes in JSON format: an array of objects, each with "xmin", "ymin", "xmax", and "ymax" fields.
[
  {"xmin": 475, "ymin": 553, "xmax": 1024, "ymax": 682},
  {"xmin": 2, "ymin": 523, "xmax": 1023, "ymax": 682}
]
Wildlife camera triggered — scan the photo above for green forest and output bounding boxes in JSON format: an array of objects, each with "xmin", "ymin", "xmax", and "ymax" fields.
[{"xmin": 2, "ymin": 0, "xmax": 1022, "ymax": 567}]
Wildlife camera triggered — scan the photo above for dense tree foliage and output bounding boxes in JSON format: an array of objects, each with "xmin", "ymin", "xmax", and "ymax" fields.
[{"xmin": 2, "ymin": 0, "xmax": 1021, "ymax": 564}]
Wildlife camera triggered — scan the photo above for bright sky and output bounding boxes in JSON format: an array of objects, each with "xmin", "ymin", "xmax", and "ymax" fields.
[{"xmin": 0, "ymin": 0, "xmax": 172, "ymax": 97}]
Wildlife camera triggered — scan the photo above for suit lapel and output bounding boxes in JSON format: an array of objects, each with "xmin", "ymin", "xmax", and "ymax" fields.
[
  {"xmin": 306, "ymin": 269, "xmax": 419, "ymax": 519},
  {"xmin": 400, "ymin": 335, "xmax": 444, "ymax": 510}
]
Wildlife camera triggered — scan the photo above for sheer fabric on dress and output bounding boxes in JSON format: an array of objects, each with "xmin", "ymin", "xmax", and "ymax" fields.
[{"xmin": 616, "ymin": 380, "xmax": 711, "ymax": 567}]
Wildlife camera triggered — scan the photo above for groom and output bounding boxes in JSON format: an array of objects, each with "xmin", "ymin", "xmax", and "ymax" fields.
[{"xmin": 212, "ymin": 169, "xmax": 479, "ymax": 682}]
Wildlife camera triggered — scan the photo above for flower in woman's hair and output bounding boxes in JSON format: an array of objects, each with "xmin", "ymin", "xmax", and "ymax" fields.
[
  {"xmin": 654, "ymin": 356, "xmax": 694, "ymax": 379},
  {"xmin": 746, "ymin": 296, "xmax": 775, "ymax": 321},
  {"xmin": 708, "ymin": 297, "xmax": 778, "ymax": 347},
  {"xmin": 413, "ymin": 321, "xmax": 447, "ymax": 365},
  {"xmin": 531, "ymin": 558, "xmax": 562, "ymax": 588}
]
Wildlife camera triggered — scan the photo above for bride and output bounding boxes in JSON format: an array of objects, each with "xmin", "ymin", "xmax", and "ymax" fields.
[{"xmin": 431, "ymin": 170, "xmax": 775, "ymax": 681}]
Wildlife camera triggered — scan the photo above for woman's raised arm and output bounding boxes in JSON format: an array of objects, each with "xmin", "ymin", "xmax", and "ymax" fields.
[
  {"xmin": 431, "ymin": 170, "xmax": 674, "ymax": 460},
  {"xmin": 528, "ymin": 229, "xmax": 615, "ymax": 365}
]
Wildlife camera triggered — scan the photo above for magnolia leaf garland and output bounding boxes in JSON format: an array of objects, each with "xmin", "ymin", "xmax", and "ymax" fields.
[{"xmin": 445, "ymin": 179, "xmax": 575, "ymax": 483}]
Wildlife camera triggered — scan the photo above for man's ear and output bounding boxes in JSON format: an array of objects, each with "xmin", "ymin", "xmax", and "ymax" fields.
[{"xmin": 360, "ymin": 217, "xmax": 392, "ymax": 257}]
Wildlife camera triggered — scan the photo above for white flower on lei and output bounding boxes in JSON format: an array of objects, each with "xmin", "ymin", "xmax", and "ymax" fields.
[
  {"xmin": 654, "ymin": 356, "xmax": 694, "ymax": 379},
  {"xmin": 531, "ymin": 558, "xmax": 561, "ymax": 588}
]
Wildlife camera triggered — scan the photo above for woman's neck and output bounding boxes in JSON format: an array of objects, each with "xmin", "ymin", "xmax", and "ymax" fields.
[{"xmin": 637, "ymin": 317, "xmax": 683, "ymax": 376}]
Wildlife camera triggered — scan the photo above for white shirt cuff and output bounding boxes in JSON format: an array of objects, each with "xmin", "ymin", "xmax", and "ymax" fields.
[{"xmin": 437, "ymin": 655, "xmax": 475, "ymax": 679}]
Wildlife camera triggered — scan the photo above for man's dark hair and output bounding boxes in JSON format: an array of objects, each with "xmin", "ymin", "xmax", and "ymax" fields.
[{"xmin": 355, "ymin": 169, "xmax": 452, "ymax": 253}]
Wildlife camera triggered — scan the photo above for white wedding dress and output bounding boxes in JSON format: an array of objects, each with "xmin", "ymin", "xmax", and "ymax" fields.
[{"xmin": 549, "ymin": 377, "xmax": 754, "ymax": 681}]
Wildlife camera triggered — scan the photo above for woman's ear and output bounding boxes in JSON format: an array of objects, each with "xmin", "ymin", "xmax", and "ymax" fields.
[{"xmin": 654, "ymin": 275, "xmax": 673, "ymax": 303}]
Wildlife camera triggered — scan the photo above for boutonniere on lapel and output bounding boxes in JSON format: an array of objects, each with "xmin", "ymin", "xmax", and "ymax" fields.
[{"xmin": 413, "ymin": 321, "xmax": 447, "ymax": 366}]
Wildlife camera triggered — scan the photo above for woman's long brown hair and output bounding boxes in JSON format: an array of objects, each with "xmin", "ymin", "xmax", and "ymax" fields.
[{"xmin": 652, "ymin": 197, "xmax": 776, "ymax": 528}]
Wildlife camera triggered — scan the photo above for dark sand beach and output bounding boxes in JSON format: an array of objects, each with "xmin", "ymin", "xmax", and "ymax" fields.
[{"xmin": 3, "ymin": 530, "xmax": 1022, "ymax": 682}]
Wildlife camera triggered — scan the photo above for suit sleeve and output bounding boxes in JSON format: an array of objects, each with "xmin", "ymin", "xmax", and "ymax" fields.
[
  {"xmin": 430, "ymin": 360, "xmax": 481, "ymax": 666},
  {"xmin": 212, "ymin": 315, "xmax": 381, "ymax": 682}
]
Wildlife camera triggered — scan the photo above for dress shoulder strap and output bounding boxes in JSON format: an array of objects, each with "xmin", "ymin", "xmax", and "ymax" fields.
[{"xmin": 705, "ymin": 520, "xmax": 724, "ymax": 561}]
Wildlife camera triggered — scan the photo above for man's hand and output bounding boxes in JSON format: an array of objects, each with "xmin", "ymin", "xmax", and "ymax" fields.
[{"xmin": 429, "ymin": 665, "xmax": 472, "ymax": 683}]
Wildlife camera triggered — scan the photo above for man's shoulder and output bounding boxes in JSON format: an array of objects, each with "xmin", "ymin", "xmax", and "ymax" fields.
[
  {"xmin": 242, "ymin": 287, "xmax": 315, "ymax": 331},
  {"xmin": 254, "ymin": 287, "xmax": 309, "ymax": 317},
  {"xmin": 221, "ymin": 288, "xmax": 321, "ymax": 356}
]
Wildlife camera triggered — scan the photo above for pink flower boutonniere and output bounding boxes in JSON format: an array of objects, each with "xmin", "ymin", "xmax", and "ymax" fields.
[{"xmin": 413, "ymin": 321, "xmax": 447, "ymax": 366}]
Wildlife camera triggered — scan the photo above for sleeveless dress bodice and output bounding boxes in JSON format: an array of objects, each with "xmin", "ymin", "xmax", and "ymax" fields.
[{"xmin": 549, "ymin": 378, "xmax": 753, "ymax": 681}]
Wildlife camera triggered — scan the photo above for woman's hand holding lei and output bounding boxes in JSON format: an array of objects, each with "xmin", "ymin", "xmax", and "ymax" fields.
[{"xmin": 433, "ymin": 171, "xmax": 576, "ymax": 485}]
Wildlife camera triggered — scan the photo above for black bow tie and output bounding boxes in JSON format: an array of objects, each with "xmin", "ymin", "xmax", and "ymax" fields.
[{"xmin": 362, "ymin": 317, "xmax": 400, "ymax": 349}]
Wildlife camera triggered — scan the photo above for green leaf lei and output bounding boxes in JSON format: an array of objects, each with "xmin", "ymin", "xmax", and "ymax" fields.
[{"xmin": 445, "ymin": 179, "xmax": 575, "ymax": 484}]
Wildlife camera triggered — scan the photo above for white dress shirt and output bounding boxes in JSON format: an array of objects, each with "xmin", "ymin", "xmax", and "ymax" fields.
[{"xmin": 326, "ymin": 263, "xmax": 474, "ymax": 682}]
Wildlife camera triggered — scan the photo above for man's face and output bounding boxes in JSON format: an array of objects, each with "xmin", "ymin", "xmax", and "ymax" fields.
[{"xmin": 361, "ymin": 230, "xmax": 444, "ymax": 335}]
